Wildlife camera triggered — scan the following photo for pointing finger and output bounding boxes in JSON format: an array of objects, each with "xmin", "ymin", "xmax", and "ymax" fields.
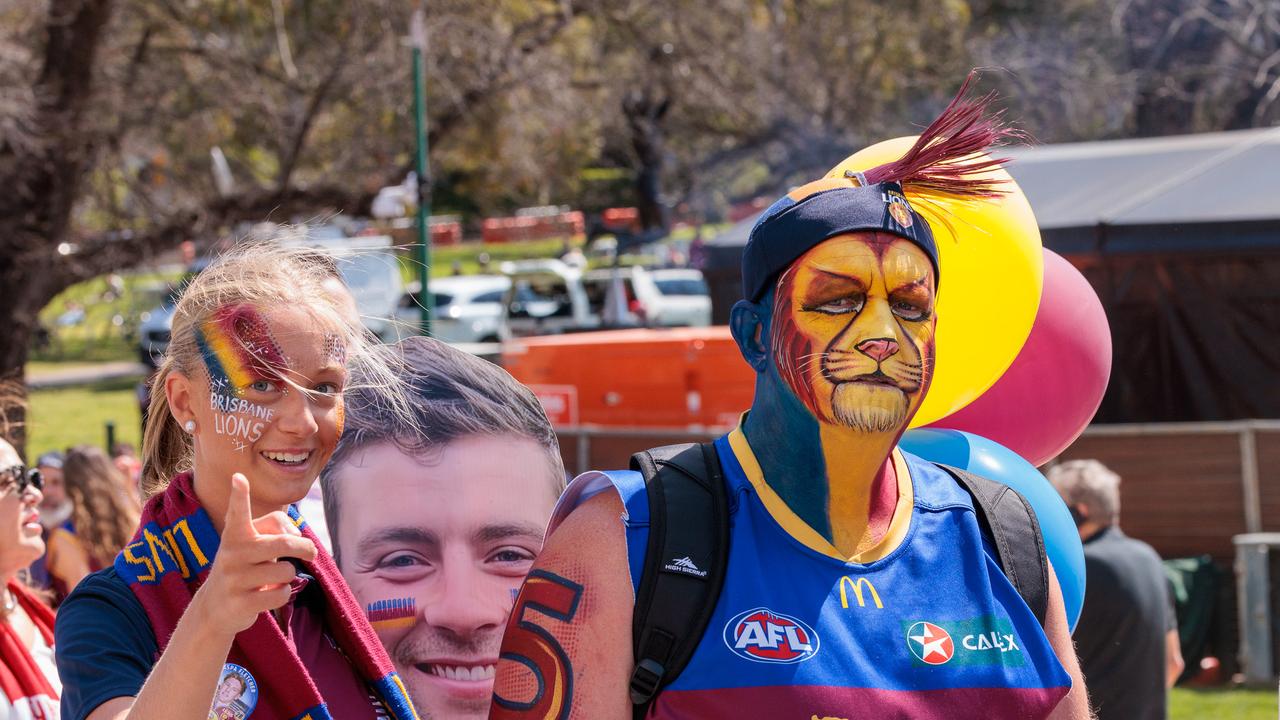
[{"xmin": 224, "ymin": 473, "xmax": 257, "ymax": 540}]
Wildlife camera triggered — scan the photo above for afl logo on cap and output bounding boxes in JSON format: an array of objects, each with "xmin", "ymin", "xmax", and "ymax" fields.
[
  {"xmin": 723, "ymin": 607, "xmax": 820, "ymax": 664},
  {"xmin": 883, "ymin": 190, "xmax": 915, "ymax": 229}
]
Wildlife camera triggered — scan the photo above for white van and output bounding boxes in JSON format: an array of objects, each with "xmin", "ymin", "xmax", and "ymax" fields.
[
  {"xmin": 322, "ymin": 235, "xmax": 404, "ymax": 342},
  {"xmin": 496, "ymin": 261, "xmax": 713, "ymax": 341},
  {"xmin": 498, "ymin": 259, "xmax": 600, "ymax": 340},
  {"xmin": 582, "ymin": 267, "xmax": 712, "ymax": 328}
]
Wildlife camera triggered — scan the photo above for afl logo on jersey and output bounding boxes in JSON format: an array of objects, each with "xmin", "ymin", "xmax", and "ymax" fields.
[
  {"xmin": 907, "ymin": 621, "xmax": 955, "ymax": 665},
  {"xmin": 723, "ymin": 607, "xmax": 820, "ymax": 664}
]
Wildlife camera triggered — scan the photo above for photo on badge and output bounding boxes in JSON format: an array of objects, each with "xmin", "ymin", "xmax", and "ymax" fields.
[{"xmin": 209, "ymin": 663, "xmax": 258, "ymax": 720}]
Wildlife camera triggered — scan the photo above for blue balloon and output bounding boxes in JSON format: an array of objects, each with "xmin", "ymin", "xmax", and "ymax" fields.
[{"xmin": 900, "ymin": 428, "xmax": 1085, "ymax": 632}]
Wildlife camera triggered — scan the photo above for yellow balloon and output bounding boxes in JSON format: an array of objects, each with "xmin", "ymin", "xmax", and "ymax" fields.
[{"xmin": 826, "ymin": 136, "xmax": 1043, "ymax": 427}]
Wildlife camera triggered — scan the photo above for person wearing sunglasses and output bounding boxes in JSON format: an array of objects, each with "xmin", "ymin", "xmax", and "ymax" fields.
[{"xmin": 0, "ymin": 437, "xmax": 62, "ymax": 719}]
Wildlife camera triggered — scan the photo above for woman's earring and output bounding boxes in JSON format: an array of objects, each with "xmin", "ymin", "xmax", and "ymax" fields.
[{"xmin": 184, "ymin": 420, "xmax": 196, "ymax": 434}]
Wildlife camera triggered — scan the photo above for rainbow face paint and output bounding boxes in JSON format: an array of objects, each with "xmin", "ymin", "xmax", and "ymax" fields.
[
  {"xmin": 195, "ymin": 305, "xmax": 289, "ymax": 397},
  {"xmin": 367, "ymin": 597, "xmax": 417, "ymax": 630},
  {"xmin": 197, "ymin": 305, "xmax": 287, "ymax": 451}
]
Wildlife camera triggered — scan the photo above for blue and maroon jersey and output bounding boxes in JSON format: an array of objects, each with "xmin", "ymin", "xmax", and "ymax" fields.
[{"xmin": 551, "ymin": 428, "xmax": 1071, "ymax": 719}]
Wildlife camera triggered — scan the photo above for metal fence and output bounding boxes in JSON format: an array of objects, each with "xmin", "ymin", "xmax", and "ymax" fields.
[{"xmin": 554, "ymin": 419, "xmax": 1280, "ymax": 561}]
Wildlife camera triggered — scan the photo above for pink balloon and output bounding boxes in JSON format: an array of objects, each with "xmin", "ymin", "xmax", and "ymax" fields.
[{"xmin": 927, "ymin": 249, "xmax": 1111, "ymax": 466}]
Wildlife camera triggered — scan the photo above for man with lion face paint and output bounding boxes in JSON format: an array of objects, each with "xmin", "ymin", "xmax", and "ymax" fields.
[{"xmin": 492, "ymin": 80, "xmax": 1092, "ymax": 720}]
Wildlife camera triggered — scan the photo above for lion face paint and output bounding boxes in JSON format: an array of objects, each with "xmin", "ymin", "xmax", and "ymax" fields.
[{"xmin": 770, "ymin": 232, "xmax": 936, "ymax": 434}]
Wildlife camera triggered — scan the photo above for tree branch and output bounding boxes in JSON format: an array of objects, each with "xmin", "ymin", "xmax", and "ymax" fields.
[
  {"xmin": 204, "ymin": 183, "xmax": 382, "ymax": 226},
  {"xmin": 429, "ymin": 4, "xmax": 581, "ymax": 146},
  {"xmin": 61, "ymin": 213, "xmax": 199, "ymax": 286},
  {"xmin": 275, "ymin": 33, "xmax": 356, "ymax": 189}
]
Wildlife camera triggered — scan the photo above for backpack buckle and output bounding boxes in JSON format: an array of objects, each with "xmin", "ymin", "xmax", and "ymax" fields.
[{"xmin": 629, "ymin": 658, "xmax": 665, "ymax": 705}]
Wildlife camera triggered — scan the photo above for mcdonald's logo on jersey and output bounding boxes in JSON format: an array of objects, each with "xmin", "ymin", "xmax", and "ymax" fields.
[{"xmin": 838, "ymin": 576, "xmax": 884, "ymax": 609}]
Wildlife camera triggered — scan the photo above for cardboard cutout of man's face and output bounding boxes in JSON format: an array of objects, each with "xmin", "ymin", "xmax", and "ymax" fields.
[
  {"xmin": 333, "ymin": 436, "xmax": 559, "ymax": 720},
  {"xmin": 770, "ymin": 232, "xmax": 936, "ymax": 433}
]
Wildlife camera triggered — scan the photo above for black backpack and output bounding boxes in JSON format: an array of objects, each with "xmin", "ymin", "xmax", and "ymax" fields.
[{"xmin": 625, "ymin": 441, "xmax": 1050, "ymax": 719}]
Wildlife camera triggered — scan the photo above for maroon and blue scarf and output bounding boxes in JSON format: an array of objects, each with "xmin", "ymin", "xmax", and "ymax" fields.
[
  {"xmin": 0, "ymin": 580, "xmax": 58, "ymax": 719},
  {"xmin": 115, "ymin": 472, "xmax": 418, "ymax": 720}
]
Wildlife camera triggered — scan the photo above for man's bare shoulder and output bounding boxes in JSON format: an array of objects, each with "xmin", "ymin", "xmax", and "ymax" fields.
[
  {"xmin": 492, "ymin": 487, "xmax": 635, "ymax": 719},
  {"xmin": 553, "ymin": 483, "xmax": 627, "ymax": 540}
]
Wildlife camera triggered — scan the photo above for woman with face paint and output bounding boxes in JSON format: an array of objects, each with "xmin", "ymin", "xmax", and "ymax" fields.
[{"xmin": 54, "ymin": 244, "xmax": 419, "ymax": 720}]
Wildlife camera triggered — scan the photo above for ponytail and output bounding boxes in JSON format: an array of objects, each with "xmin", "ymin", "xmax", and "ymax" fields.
[{"xmin": 140, "ymin": 360, "xmax": 191, "ymax": 497}]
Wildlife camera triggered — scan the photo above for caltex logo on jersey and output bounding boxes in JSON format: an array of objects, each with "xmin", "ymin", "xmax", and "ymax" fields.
[
  {"xmin": 723, "ymin": 607, "xmax": 820, "ymax": 664},
  {"xmin": 907, "ymin": 621, "xmax": 955, "ymax": 665}
]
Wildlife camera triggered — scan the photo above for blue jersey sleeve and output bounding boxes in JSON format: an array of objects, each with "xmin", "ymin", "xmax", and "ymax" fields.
[{"xmin": 55, "ymin": 567, "xmax": 158, "ymax": 720}]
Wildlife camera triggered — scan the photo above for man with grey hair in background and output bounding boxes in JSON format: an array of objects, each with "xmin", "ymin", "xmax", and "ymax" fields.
[
  {"xmin": 320, "ymin": 336, "xmax": 565, "ymax": 719},
  {"xmin": 1048, "ymin": 459, "xmax": 1184, "ymax": 720}
]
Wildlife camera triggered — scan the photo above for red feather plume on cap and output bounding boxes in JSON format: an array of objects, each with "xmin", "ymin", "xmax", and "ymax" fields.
[{"xmin": 860, "ymin": 71, "xmax": 1028, "ymax": 197}]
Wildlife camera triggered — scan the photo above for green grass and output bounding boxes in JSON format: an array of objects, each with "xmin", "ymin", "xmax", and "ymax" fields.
[
  {"xmin": 32, "ymin": 336, "xmax": 137, "ymax": 364},
  {"xmin": 404, "ymin": 237, "xmax": 576, "ymax": 280},
  {"xmin": 34, "ymin": 270, "xmax": 180, "ymax": 364},
  {"xmin": 26, "ymin": 375, "xmax": 145, "ymax": 458},
  {"xmin": 1170, "ymin": 686, "xmax": 1276, "ymax": 720}
]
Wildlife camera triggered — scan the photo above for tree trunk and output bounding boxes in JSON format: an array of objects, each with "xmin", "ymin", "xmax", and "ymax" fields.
[
  {"xmin": 623, "ymin": 88, "xmax": 671, "ymax": 232},
  {"xmin": 632, "ymin": 137, "xmax": 666, "ymax": 231},
  {"xmin": 0, "ymin": 0, "xmax": 117, "ymax": 454},
  {"xmin": 0, "ymin": 249, "xmax": 65, "ymax": 456}
]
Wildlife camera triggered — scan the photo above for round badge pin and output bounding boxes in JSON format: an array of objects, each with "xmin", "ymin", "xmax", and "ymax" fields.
[{"xmin": 209, "ymin": 663, "xmax": 258, "ymax": 719}]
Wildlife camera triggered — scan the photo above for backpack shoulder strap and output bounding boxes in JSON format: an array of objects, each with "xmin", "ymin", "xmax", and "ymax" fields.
[
  {"xmin": 627, "ymin": 442, "xmax": 730, "ymax": 719},
  {"xmin": 934, "ymin": 463, "xmax": 1050, "ymax": 628}
]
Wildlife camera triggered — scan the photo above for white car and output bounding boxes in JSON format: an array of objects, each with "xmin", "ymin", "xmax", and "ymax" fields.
[
  {"xmin": 498, "ymin": 260, "xmax": 600, "ymax": 340},
  {"xmin": 582, "ymin": 267, "xmax": 712, "ymax": 328},
  {"xmin": 396, "ymin": 275, "xmax": 510, "ymax": 344},
  {"xmin": 494, "ymin": 261, "xmax": 712, "ymax": 340},
  {"xmin": 647, "ymin": 268, "xmax": 712, "ymax": 327}
]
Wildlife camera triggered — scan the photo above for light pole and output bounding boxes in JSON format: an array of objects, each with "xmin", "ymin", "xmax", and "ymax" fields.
[{"xmin": 411, "ymin": 6, "xmax": 433, "ymax": 336}]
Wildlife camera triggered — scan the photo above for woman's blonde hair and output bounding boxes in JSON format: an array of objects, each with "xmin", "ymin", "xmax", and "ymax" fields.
[
  {"xmin": 62, "ymin": 445, "xmax": 141, "ymax": 564},
  {"xmin": 141, "ymin": 241, "xmax": 408, "ymax": 496}
]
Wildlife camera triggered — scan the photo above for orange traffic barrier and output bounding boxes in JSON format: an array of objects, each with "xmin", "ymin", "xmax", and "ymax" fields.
[
  {"xmin": 481, "ymin": 212, "xmax": 584, "ymax": 244},
  {"xmin": 502, "ymin": 327, "xmax": 755, "ymax": 429}
]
